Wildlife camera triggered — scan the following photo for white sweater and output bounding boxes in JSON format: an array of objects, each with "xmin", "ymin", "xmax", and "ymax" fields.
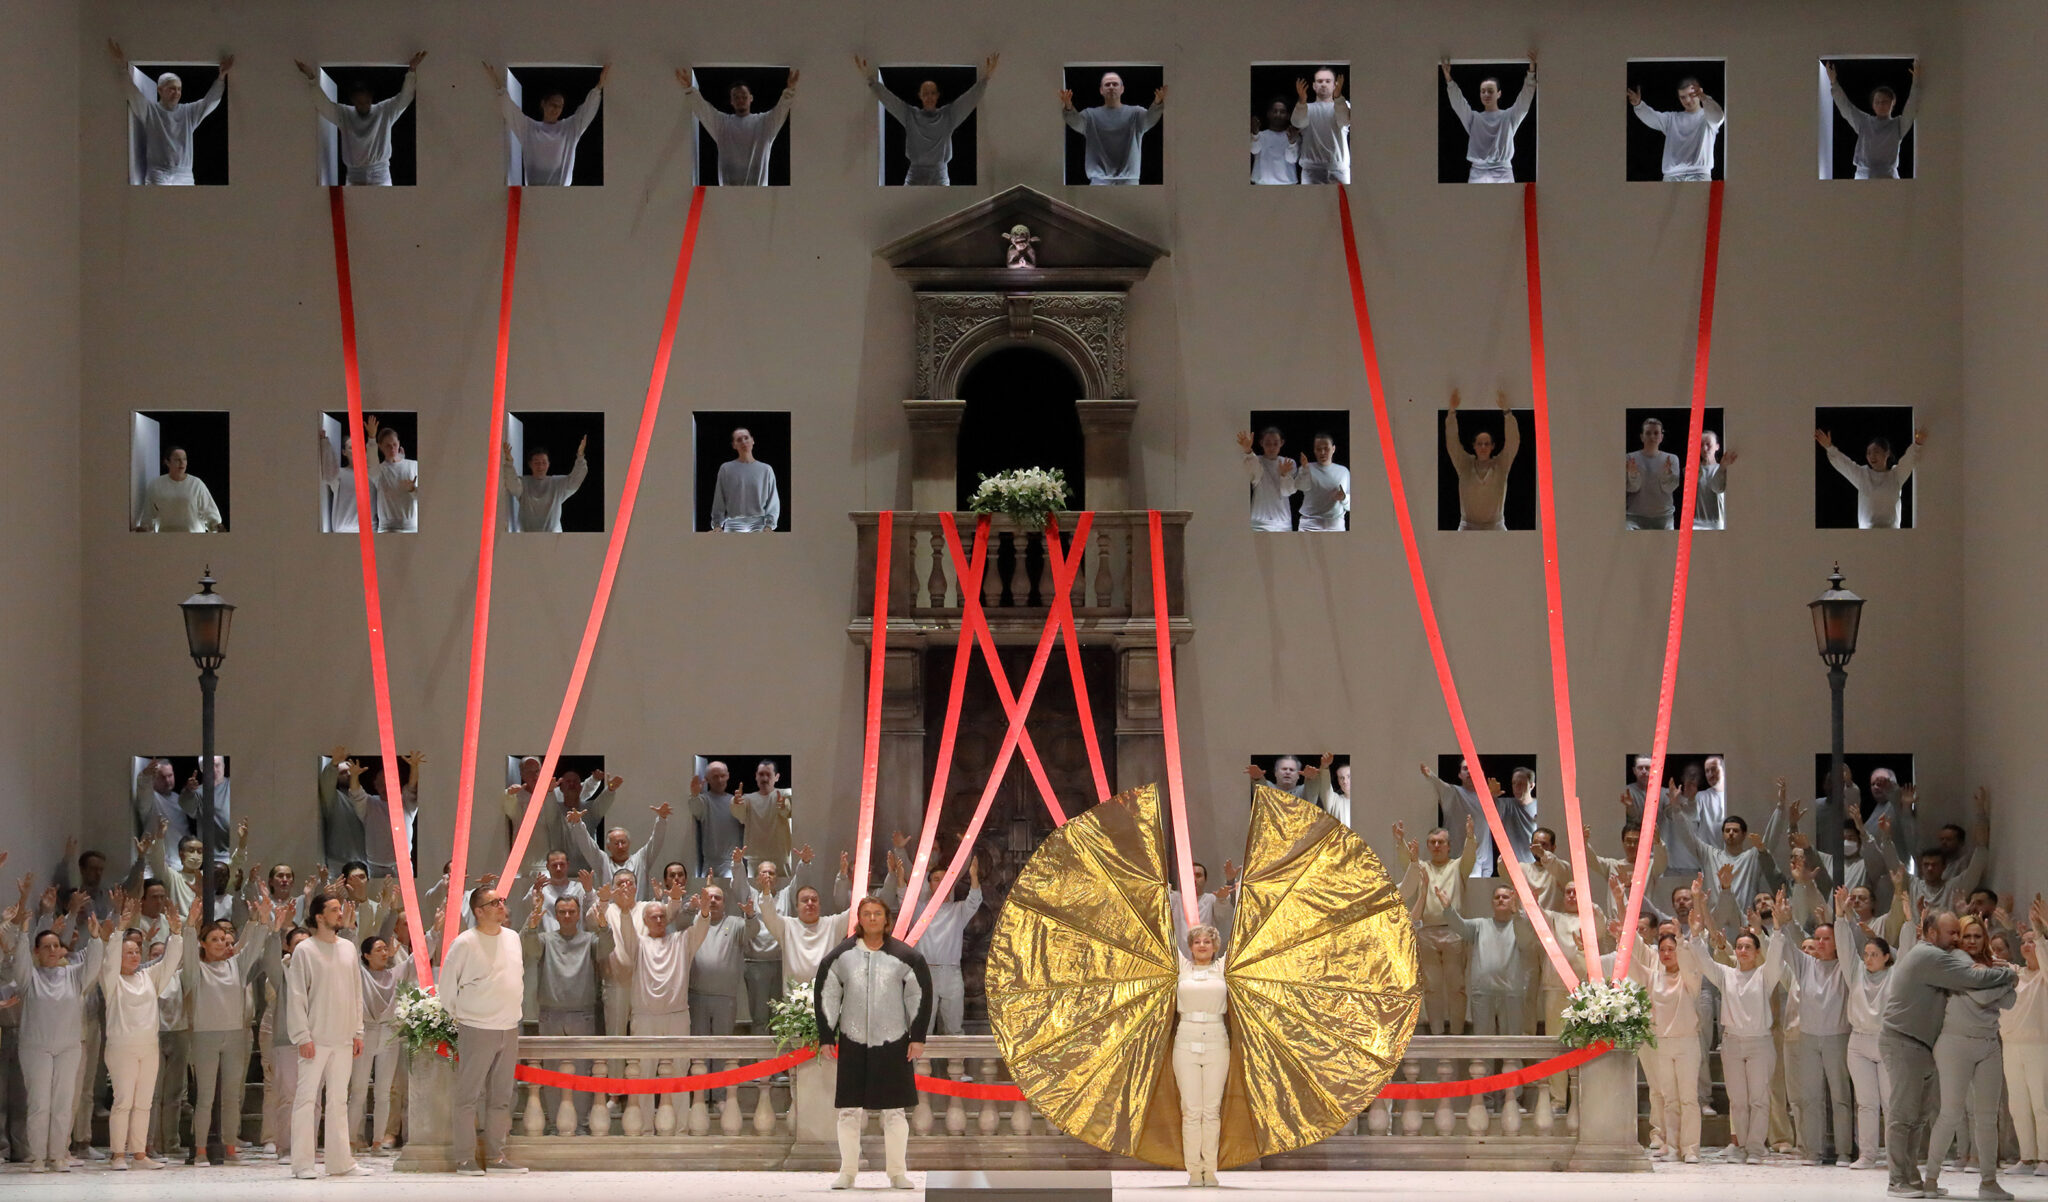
[
  {"xmin": 1825, "ymin": 443, "xmax": 1920, "ymax": 529},
  {"xmin": 1632, "ymin": 99, "xmax": 1725, "ymax": 178},
  {"xmin": 499, "ymin": 88, "xmax": 603, "ymax": 186},
  {"xmin": 613, "ymin": 908, "xmax": 709, "ymax": 1016},
  {"xmin": 370, "ymin": 458, "xmax": 419, "ymax": 532},
  {"xmin": 1688, "ymin": 929, "xmax": 1784, "ymax": 1037},
  {"xmin": 126, "ymin": 74, "xmax": 224, "ymax": 181},
  {"xmin": 102, "ymin": 933, "xmax": 183, "ymax": 1046},
  {"xmin": 442, "ymin": 927, "xmax": 525, "ymax": 1030},
  {"xmin": 1288, "ymin": 98, "xmax": 1350, "ymax": 180},
  {"xmin": 285, "ymin": 934, "xmax": 364, "ymax": 1046},
  {"xmin": 1446, "ymin": 72, "xmax": 1535, "ymax": 171},
  {"xmin": 13, "ymin": 937, "xmax": 104, "ymax": 1050},
  {"xmin": 709, "ymin": 459, "xmax": 781, "ymax": 531},
  {"xmin": 2003, "ymin": 967, "xmax": 2048, "ymax": 1045},
  {"xmin": 141, "ymin": 473, "xmax": 224, "ymax": 532},
  {"xmin": 1831, "ymin": 82, "xmax": 1920, "ymax": 179},
  {"xmin": 1243, "ymin": 454, "xmax": 1297, "ymax": 531},
  {"xmin": 505, "ymin": 457, "xmax": 589, "ymax": 532},
  {"xmin": 184, "ymin": 922, "xmax": 266, "ymax": 1032},
  {"xmin": 311, "ymin": 72, "xmax": 416, "ymax": 177},
  {"xmin": 758, "ymin": 907, "xmax": 852, "ymax": 985},
  {"xmin": 689, "ymin": 89, "xmax": 793, "ymax": 186}
]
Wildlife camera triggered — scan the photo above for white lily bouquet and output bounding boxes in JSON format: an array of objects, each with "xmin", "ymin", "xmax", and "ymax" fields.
[
  {"xmin": 1558, "ymin": 978, "xmax": 1654, "ymax": 1052},
  {"xmin": 769, "ymin": 980, "xmax": 821, "ymax": 1052},
  {"xmin": 395, "ymin": 982, "xmax": 460, "ymax": 1059},
  {"xmin": 968, "ymin": 467, "xmax": 1072, "ymax": 526}
]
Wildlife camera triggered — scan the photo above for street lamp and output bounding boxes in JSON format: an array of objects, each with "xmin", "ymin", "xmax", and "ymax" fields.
[
  {"xmin": 1808, "ymin": 563, "xmax": 1863, "ymax": 872},
  {"xmin": 179, "ymin": 567, "xmax": 234, "ymax": 924}
]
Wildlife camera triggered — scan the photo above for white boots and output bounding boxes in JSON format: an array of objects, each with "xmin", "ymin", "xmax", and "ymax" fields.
[
  {"xmin": 1182, "ymin": 1112, "xmax": 1221, "ymax": 1186},
  {"xmin": 835, "ymin": 1107, "xmax": 913, "ymax": 1190}
]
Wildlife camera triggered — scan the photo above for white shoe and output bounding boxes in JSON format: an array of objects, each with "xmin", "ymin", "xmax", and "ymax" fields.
[
  {"xmin": 485, "ymin": 1161, "xmax": 529, "ymax": 1174},
  {"xmin": 334, "ymin": 1165, "xmax": 374, "ymax": 1177},
  {"xmin": 830, "ymin": 1172, "xmax": 855, "ymax": 1189},
  {"xmin": 294, "ymin": 1169, "xmax": 320, "ymax": 1180},
  {"xmin": 1684, "ymin": 1152, "xmax": 1700, "ymax": 1164},
  {"xmin": 889, "ymin": 1174, "xmax": 915, "ymax": 1190},
  {"xmin": 111, "ymin": 1157, "xmax": 129, "ymax": 1171},
  {"xmin": 1701, "ymin": 1104, "xmax": 1718, "ymax": 1116}
]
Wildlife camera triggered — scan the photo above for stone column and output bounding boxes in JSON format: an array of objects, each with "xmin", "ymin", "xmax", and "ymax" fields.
[
  {"xmin": 903, "ymin": 400, "xmax": 966, "ymax": 513},
  {"xmin": 1074, "ymin": 399, "xmax": 1137, "ymax": 511},
  {"xmin": 393, "ymin": 1050, "xmax": 459, "ymax": 1172},
  {"xmin": 1566, "ymin": 1048, "xmax": 1654, "ymax": 1171}
]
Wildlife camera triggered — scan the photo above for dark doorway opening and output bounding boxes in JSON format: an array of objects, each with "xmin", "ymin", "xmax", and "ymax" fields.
[{"xmin": 956, "ymin": 346, "xmax": 1087, "ymax": 513}]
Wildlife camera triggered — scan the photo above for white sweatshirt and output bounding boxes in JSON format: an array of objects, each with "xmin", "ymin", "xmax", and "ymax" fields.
[
  {"xmin": 613, "ymin": 907, "xmax": 709, "ymax": 1016},
  {"xmin": 1626, "ymin": 937, "xmax": 1703, "ymax": 1039},
  {"xmin": 285, "ymin": 934, "xmax": 364, "ymax": 1046},
  {"xmin": 917, "ymin": 888, "xmax": 982, "ymax": 968},
  {"xmin": 141, "ymin": 473, "xmax": 224, "ymax": 532},
  {"xmin": 347, "ymin": 780, "xmax": 420, "ymax": 877},
  {"xmin": 499, "ymin": 88, "xmax": 603, "ymax": 186},
  {"xmin": 1443, "ymin": 902, "xmax": 1536, "ymax": 996},
  {"xmin": 1688, "ymin": 929, "xmax": 1784, "ymax": 1036},
  {"xmin": 1625, "ymin": 450, "xmax": 1681, "ymax": 521},
  {"xmin": 102, "ymin": 933, "xmax": 183, "ymax": 1046},
  {"xmin": 1294, "ymin": 462, "xmax": 1351, "ymax": 530},
  {"xmin": 1825, "ymin": 443, "xmax": 1920, "ymax": 529},
  {"xmin": 1250, "ymin": 130, "xmax": 1298, "ymax": 184},
  {"xmin": 311, "ymin": 71, "xmax": 416, "ymax": 179},
  {"xmin": 1288, "ymin": 98, "xmax": 1350, "ymax": 181},
  {"xmin": 871, "ymin": 77, "xmax": 986, "ymax": 185},
  {"xmin": 758, "ymin": 907, "xmax": 852, "ymax": 985},
  {"xmin": 1063, "ymin": 102, "xmax": 1163, "ymax": 184},
  {"xmin": 126, "ymin": 73, "xmax": 224, "ymax": 182},
  {"xmin": 2003, "ymin": 966, "xmax": 2048, "ymax": 1045},
  {"xmin": 506, "ymin": 456, "xmax": 589, "ymax": 532},
  {"xmin": 1694, "ymin": 461, "xmax": 1727, "ymax": 529},
  {"xmin": 442, "ymin": 927, "xmax": 525, "ymax": 1030},
  {"xmin": 1243, "ymin": 453, "xmax": 1297, "ymax": 531},
  {"xmin": 317, "ymin": 432, "xmax": 360, "ymax": 532},
  {"xmin": 734, "ymin": 790, "xmax": 792, "ymax": 870},
  {"xmin": 13, "ymin": 936, "xmax": 104, "ymax": 1050},
  {"xmin": 709, "ymin": 459, "xmax": 781, "ymax": 532},
  {"xmin": 1831, "ymin": 82, "xmax": 1920, "ymax": 179},
  {"xmin": 1632, "ymin": 99, "xmax": 1726, "ymax": 179},
  {"xmin": 689, "ymin": 89, "xmax": 793, "ymax": 186},
  {"xmin": 1446, "ymin": 71, "xmax": 1536, "ymax": 172},
  {"xmin": 370, "ymin": 458, "xmax": 419, "ymax": 532}
]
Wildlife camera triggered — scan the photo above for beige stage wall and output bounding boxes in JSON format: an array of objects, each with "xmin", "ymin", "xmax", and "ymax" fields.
[{"xmin": 2, "ymin": 0, "xmax": 2038, "ymax": 898}]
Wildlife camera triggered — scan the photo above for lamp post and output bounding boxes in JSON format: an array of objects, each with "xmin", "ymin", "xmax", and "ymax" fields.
[
  {"xmin": 179, "ymin": 568, "xmax": 234, "ymax": 924},
  {"xmin": 1808, "ymin": 563, "xmax": 1863, "ymax": 874}
]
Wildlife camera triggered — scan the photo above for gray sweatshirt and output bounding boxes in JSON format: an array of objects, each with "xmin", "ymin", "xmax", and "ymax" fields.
[
  {"xmin": 523, "ymin": 926, "xmax": 612, "ymax": 1012},
  {"xmin": 871, "ymin": 77, "xmax": 987, "ymax": 185},
  {"xmin": 1883, "ymin": 942, "xmax": 2016, "ymax": 1046},
  {"xmin": 1062, "ymin": 102, "xmax": 1163, "ymax": 184}
]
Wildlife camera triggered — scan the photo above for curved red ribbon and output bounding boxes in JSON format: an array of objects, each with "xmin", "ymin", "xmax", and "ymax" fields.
[
  {"xmin": 1147, "ymin": 511, "xmax": 1200, "ymax": 928},
  {"xmin": 509, "ymin": 1043, "xmax": 1030, "ymax": 1101},
  {"xmin": 444, "ymin": 185, "xmax": 522, "ymax": 956},
  {"xmin": 1376, "ymin": 1040, "xmax": 1611, "ymax": 1099},
  {"xmin": 1615, "ymin": 181, "xmax": 1724, "ymax": 981},
  {"xmin": 327, "ymin": 186, "xmax": 433, "ymax": 988},
  {"xmin": 500, "ymin": 186, "xmax": 708, "ymax": 883},
  {"xmin": 845, "ymin": 511, "xmax": 894, "ymax": 932}
]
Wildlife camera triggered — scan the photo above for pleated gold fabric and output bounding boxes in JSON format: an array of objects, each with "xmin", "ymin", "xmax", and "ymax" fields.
[
  {"xmin": 1219, "ymin": 782, "xmax": 1422, "ymax": 1166},
  {"xmin": 987, "ymin": 780, "xmax": 1421, "ymax": 1169}
]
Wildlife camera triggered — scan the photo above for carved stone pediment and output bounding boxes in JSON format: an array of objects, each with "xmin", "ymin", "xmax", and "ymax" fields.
[
  {"xmin": 914, "ymin": 291, "xmax": 1127, "ymax": 400},
  {"xmin": 877, "ymin": 185, "xmax": 1168, "ymax": 291}
]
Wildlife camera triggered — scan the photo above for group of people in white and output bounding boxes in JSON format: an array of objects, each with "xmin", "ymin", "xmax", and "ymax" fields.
[
  {"xmin": 1378, "ymin": 756, "xmax": 2040, "ymax": 1199},
  {"xmin": 107, "ymin": 40, "xmax": 1917, "ymax": 190},
  {"xmin": 1244, "ymin": 400, "xmax": 1927, "ymax": 534}
]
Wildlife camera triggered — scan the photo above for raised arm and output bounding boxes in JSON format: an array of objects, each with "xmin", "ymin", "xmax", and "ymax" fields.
[
  {"xmin": 1443, "ymin": 406, "xmax": 1473, "ymax": 472},
  {"xmin": 866, "ymin": 74, "xmax": 912, "ymax": 125},
  {"xmin": 567, "ymin": 72, "xmax": 606, "ymax": 135},
  {"xmin": 1898, "ymin": 63, "xmax": 1922, "ymax": 134},
  {"xmin": 1506, "ymin": 63, "xmax": 1538, "ymax": 123},
  {"xmin": 1701, "ymin": 93, "xmax": 1725, "ymax": 129},
  {"xmin": 1141, "ymin": 86, "xmax": 1167, "ymax": 131},
  {"xmin": 1442, "ymin": 66, "xmax": 1474, "ymax": 130}
]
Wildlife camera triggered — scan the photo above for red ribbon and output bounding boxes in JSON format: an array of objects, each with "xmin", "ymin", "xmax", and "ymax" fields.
[
  {"xmin": 845, "ymin": 511, "xmax": 894, "ymax": 934},
  {"xmin": 1146, "ymin": 512, "xmax": 1200, "ymax": 928},
  {"xmin": 326, "ymin": 186, "xmax": 433, "ymax": 988},
  {"xmin": 1377, "ymin": 1041, "xmax": 1612, "ymax": 1099},
  {"xmin": 901, "ymin": 514, "xmax": 1094, "ymax": 945},
  {"xmin": 1044, "ymin": 523, "xmax": 1111, "ymax": 805},
  {"xmin": 1334, "ymin": 187, "xmax": 1577, "ymax": 991},
  {"xmin": 444, "ymin": 186, "xmax": 522, "ymax": 955},
  {"xmin": 509, "ymin": 1043, "xmax": 1030, "ymax": 1100},
  {"xmin": 1521, "ymin": 185, "xmax": 1605, "ymax": 966},
  {"xmin": 500, "ymin": 187, "xmax": 707, "ymax": 883},
  {"xmin": 1615, "ymin": 181, "xmax": 1724, "ymax": 981},
  {"xmin": 896, "ymin": 515, "xmax": 1072, "ymax": 930}
]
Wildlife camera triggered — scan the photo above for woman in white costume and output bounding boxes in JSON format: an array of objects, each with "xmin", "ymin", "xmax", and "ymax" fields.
[
  {"xmin": 1686, "ymin": 901, "xmax": 1784, "ymax": 1162},
  {"xmin": 1174, "ymin": 924, "xmax": 1229, "ymax": 1187},
  {"xmin": 1621, "ymin": 923, "xmax": 1703, "ymax": 1161},
  {"xmin": 101, "ymin": 897, "xmax": 185, "ymax": 1170}
]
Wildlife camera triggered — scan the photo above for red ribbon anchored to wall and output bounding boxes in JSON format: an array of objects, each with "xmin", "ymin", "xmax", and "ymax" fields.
[
  {"xmin": 500, "ymin": 187, "xmax": 707, "ymax": 883},
  {"xmin": 1521, "ymin": 184, "xmax": 1605, "ymax": 968},
  {"xmin": 326, "ymin": 186, "xmax": 433, "ymax": 987},
  {"xmin": 844, "ymin": 510, "xmax": 894, "ymax": 934},
  {"xmin": 1147, "ymin": 511, "xmax": 1200, "ymax": 929},
  {"xmin": 1615, "ymin": 180, "xmax": 1725, "ymax": 981},
  {"xmin": 1334, "ymin": 186, "xmax": 1577, "ymax": 991},
  {"xmin": 1378, "ymin": 1040, "xmax": 1612, "ymax": 1099},
  {"xmin": 444, "ymin": 185, "xmax": 522, "ymax": 954}
]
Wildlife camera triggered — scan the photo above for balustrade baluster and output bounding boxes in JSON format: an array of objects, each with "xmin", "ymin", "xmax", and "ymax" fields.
[
  {"xmin": 1095, "ymin": 530, "xmax": 1112, "ymax": 609},
  {"xmin": 555, "ymin": 1061, "xmax": 578, "ymax": 1134},
  {"xmin": 752, "ymin": 1074, "xmax": 776, "ymax": 1135},
  {"xmin": 688, "ymin": 1059, "xmax": 710, "ymax": 1135},
  {"xmin": 621, "ymin": 1061, "xmax": 645, "ymax": 1136},
  {"xmin": 925, "ymin": 528, "xmax": 948, "ymax": 608},
  {"xmin": 1367, "ymin": 1096, "xmax": 1391, "ymax": 1135},
  {"xmin": 982, "ymin": 533, "xmax": 1002, "ymax": 611},
  {"xmin": 1465, "ymin": 1058, "xmax": 1490, "ymax": 1136},
  {"xmin": 1008, "ymin": 532, "xmax": 1030, "ymax": 606},
  {"xmin": 522, "ymin": 1070, "xmax": 547, "ymax": 1137},
  {"xmin": 913, "ymin": 1058, "xmax": 935, "ymax": 1135},
  {"xmin": 1432, "ymin": 1060, "xmax": 1455, "ymax": 1135},
  {"xmin": 1532, "ymin": 1075, "xmax": 1555, "ymax": 1134},
  {"xmin": 1564, "ymin": 1067, "xmax": 1581, "ymax": 1135},
  {"xmin": 976, "ymin": 1059, "xmax": 1000, "ymax": 1135}
]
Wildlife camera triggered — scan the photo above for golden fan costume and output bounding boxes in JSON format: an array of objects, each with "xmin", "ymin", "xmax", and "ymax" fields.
[{"xmin": 987, "ymin": 782, "xmax": 1421, "ymax": 1173}]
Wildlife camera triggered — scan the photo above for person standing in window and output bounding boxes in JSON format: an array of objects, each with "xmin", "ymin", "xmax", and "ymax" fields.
[
  {"xmin": 1443, "ymin": 55, "xmax": 1536, "ymax": 183},
  {"xmin": 1289, "ymin": 68, "xmax": 1349, "ymax": 184},
  {"xmin": 1625, "ymin": 417, "xmax": 1681, "ymax": 531},
  {"xmin": 1445, "ymin": 390, "xmax": 1520, "ymax": 531},
  {"xmin": 1694, "ymin": 429, "xmax": 1733, "ymax": 530},
  {"xmin": 136, "ymin": 446, "xmax": 224, "ymax": 533},
  {"xmin": 859, "ymin": 55, "xmax": 995, "ymax": 186},
  {"xmin": 296, "ymin": 53, "xmax": 423, "ymax": 186},
  {"xmin": 679, "ymin": 68, "xmax": 797, "ymax": 186},
  {"xmin": 108, "ymin": 41, "xmax": 232, "ymax": 186},
  {"xmin": 1629, "ymin": 77, "xmax": 1725, "ymax": 183},
  {"xmin": 503, "ymin": 436, "xmax": 589, "ymax": 532},
  {"xmin": 709, "ymin": 427, "xmax": 782, "ymax": 532},
  {"xmin": 1818, "ymin": 426, "xmax": 1925, "ymax": 529},
  {"xmin": 1249, "ymin": 97, "xmax": 1298, "ymax": 185},
  {"xmin": 365, "ymin": 417, "xmax": 418, "ymax": 533},
  {"xmin": 1237, "ymin": 428, "xmax": 1297, "ymax": 532},
  {"xmin": 1061, "ymin": 72, "xmax": 1165, "ymax": 186},
  {"xmin": 1827, "ymin": 61, "xmax": 1920, "ymax": 180},
  {"xmin": 485, "ymin": 62, "xmax": 607, "ymax": 186},
  {"xmin": 1293, "ymin": 433, "xmax": 1350, "ymax": 532}
]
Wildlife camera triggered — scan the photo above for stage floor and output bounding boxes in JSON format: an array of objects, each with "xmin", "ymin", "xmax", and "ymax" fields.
[{"xmin": 4, "ymin": 1158, "xmax": 2036, "ymax": 1199}]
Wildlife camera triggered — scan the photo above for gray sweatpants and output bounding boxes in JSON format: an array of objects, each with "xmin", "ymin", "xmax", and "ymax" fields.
[
  {"xmin": 537, "ymin": 1009, "xmax": 596, "ymax": 1133},
  {"xmin": 928, "ymin": 965, "xmax": 965, "ymax": 1036},
  {"xmin": 451, "ymin": 1024, "xmax": 520, "ymax": 1168},
  {"xmin": 1793, "ymin": 1030, "xmax": 1852, "ymax": 1162},
  {"xmin": 743, "ymin": 961, "xmax": 783, "ymax": 1035},
  {"xmin": 1926, "ymin": 1032, "xmax": 2003, "ymax": 1186},
  {"xmin": 1884, "ymin": 1031, "xmax": 1939, "ymax": 1190}
]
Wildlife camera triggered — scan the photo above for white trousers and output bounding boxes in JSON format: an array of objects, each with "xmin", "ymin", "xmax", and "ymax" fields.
[
  {"xmin": 1416, "ymin": 926, "xmax": 1466, "ymax": 1034},
  {"xmin": 837, "ymin": 1106, "xmax": 908, "ymax": 1178},
  {"xmin": 1849, "ymin": 1029, "xmax": 1891, "ymax": 1162},
  {"xmin": 631, "ymin": 1009, "xmax": 690, "ymax": 1131},
  {"xmin": 345, "ymin": 162, "xmax": 393, "ymax": 186},
  {"xmin": 1640, "ymin": 1039, "xmax": 1702, "ymax": 1157},
  {"xmin": 1663, "ymin": 170, "xmax": 1714, "ymax": 183},
  {"xmin": 1459, "ymin": 518, "xmax": 1508, "ymax": 532},
  {"xmin": 1721, "ymin": 1032, "xmax": 1775, "ymax": 1154},
  {"xmin": 105, "ymin": 1037, "xmax": 160, "ymax": 1158},
  {"xmin": 1297, "ymin": 513, "xmax": 1346, "ymax": 532},
  {"xmin": 72, "ymin": 1010, "xmax": 101, "ymax": 1143},
  {"xmin": 2006, "ymin": 1042, "xmax": 2048, "ymax": 1161},
  {"xmin": 291, "ymin": 1042, "xmax": 355, "ymax": 1177},
  {"xmin": 1299, "ymin": 164, "xmax": 1348, "ymax": 185},
  {"xmin": 348, "ymin": 1020, "xmax": 400, "ymax": 1145},
  {"xmin": 144, "ymin": 168, "xmax": 196, "ymax": 185},
  {"xmin": 603, "ymin": 977, "xmax": 633, "ymax": 1079},
  {"xmin": 190, "ymin": 1027, "xmax": 251, "ymax": 1151},
  {"xmin": 928, "ymin": 965, "xmax": 965, "ymax": 1036},
  {"xmin": 1926, "ymin": 1033, "xmax": 2002, "ymax": 1185},
  {"xmin": 1172, "ymin": 1019, "xmax": 1228, "ymax": 1179},
  {"xmin": 20, "ymin": 1043, "xmax": 81, "ymax": 1164},
  {"xmin": 1467, "ymin": 163, "xmax": 1516, "ymax": 183}
]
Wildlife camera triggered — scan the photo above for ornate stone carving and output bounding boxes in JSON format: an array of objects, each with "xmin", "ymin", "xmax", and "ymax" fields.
[{"xmin": 915, "ymin": 291, "xmax": 1127, "ymax": 400}]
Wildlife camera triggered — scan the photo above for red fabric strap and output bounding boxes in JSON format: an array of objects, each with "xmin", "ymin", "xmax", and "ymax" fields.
[
  {"xmin": 845, "ymin": 510, "xmax": 894, "ymax": 934},
  {"xmin": 1146, "ymin": 512, "xmax": 1200, "ymax": 928},
  {"xmin": 1044, "ymin": 522, "xmax": 1111, "ymax": 804},
  {"xmin": 1615, "ymin": 181, "xmax": 1724, "ymax": 981},
  {"xmin": 326, "ymin": 186, "xmax": 433, "ymax": 988},
  {"xmin": 444, "ymin": 185, "xmax": 522, "ymax": 955},
  {"xmin": 1377, "ymin": 1041, "xmax": 1612, "ymax": 1098},
  {"xmin": 500, "ymin": 186, "xmax": 707, "ymax": 883},
  {"xmin": 1333, "ymin": 187, "xmax": 1577, "ymax": 990},
  {"xmin": 509, "ymin": 1044, "xmax": 1029, "ymax": 1101}
]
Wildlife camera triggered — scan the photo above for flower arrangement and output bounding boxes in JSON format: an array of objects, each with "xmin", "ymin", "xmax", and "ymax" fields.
[
  {"xmin": 768, "ymin": 980, "xmax": 821, "ymax": 1052},
  {"xmin": 968, "ymin": 467, "xmax": 1072, "ymax": 526},
  {"xmin": 395, "ymin": 982, "xmax": 460, "ymax": 1059},
  {"xmin": 1558, "ymin": 978, "xmax": 1654, "ymax": 1052}
]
